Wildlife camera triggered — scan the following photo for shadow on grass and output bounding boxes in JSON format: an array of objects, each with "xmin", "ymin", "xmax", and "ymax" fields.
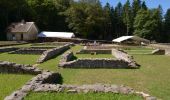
[{"xmin": 42, "ymin": 73, "xmax": 63, "ymax": 84}]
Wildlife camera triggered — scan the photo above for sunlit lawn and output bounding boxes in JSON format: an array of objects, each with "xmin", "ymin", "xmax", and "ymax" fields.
[
  {"xmin": 0, "ymin": 74, "xmax": 33, "ymax": 100},
  {"xmin": 25, "ymin": 92, "xmax": 142, "ymax": 100},
  {"xmin": 0, "ymin": 53, "xmax": 39, "ymax": 65},
  {"xmin": 37, "ymin": 45, "xmax": 170, "ymax": 99}
]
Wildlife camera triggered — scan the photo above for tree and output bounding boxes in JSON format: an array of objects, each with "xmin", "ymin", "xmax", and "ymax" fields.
[
  {"xmin": 65, "ymin": 0, "xmax": 105, "ymax": 39},
  {"xmin": 134, "ymin": 9, "xmax": 160, "ymax": 40},
  {"xmin": 141, "ymin": 1, "xmax": 147, "ymax": 10},
  {"xmin": 123, "ymin": 0, "xmax": 133, "ymax": 35},
  {"xmin": 132, "ymin": 0, "xmax": 141, "ymax": 17},
  {"xmin": 114, "ymin": 2, "xmax": 126, "ymax": 37},
  {"xmin": 164, "ymin": 9, "xmax": 170, "ymax": 42}
]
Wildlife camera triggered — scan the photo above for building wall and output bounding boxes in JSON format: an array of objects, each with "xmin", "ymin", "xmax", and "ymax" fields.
[{"xmin": 7, "ymin": 24, "xmax": 38, "ymax": 41}]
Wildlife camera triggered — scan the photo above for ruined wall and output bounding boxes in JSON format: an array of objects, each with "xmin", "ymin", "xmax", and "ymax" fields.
[
  {"xmin": 37, "ymin": 43, "xmax": 72, "ymax": 63},
  {"xmin": 0, "ymin": 47, "xmax": 19, "ymax": 53},
  {"xmin": 59, "ymin": 58, "xmax": 131, "ymax": 69},
  {"xmin": 5, "ymin": 71, "xmax": 62, "ymax": 100},
  {"xmin": 112, "ymin": 49, "xmax": 140, "ymax": 68},
  {"xmin": 10, "ymin": 48, "xmax": 46, "ymax": 55},
  {"xmin": 60, "ymin": 51, "xmax": 74, "ymax": 62},
  {"xmin": 0, "ymin": 61, "xmax": 42, "ymax": 75},
  {"xmin": 76, "ymin": 49, "xmax": 111, "ymax": 54}
]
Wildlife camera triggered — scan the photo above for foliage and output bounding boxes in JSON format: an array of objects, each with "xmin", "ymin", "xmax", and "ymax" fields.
[
  {"xmin": 0, "ymin": 0, "xmax": 169, "ymax": 42},
  {"xmin": 133, "ymin": 8, "xmax": 163, "ymax": 40}
]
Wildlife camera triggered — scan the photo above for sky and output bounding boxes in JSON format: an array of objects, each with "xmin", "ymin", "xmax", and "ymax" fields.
[{"xmin": 100, "ymin": 0, "xmax": 170, "ymax": 14}]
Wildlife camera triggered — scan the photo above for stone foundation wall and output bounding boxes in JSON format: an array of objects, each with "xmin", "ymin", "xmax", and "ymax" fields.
[
  {"xmin": 60, "ymin": 51, "xmax": 74, "ymax": 62},
  {"xmin": 76, "ymin": 49, "xmax": 111, "ymax": 54},
  {"xmin": 33, "ymin": 84, "xmax": 156, "ymax": 100},
  {"xmin": 152, "ymin": 49, "xmax": 165, "ymax": 55},
  {"xmin": 0, "ymin": 61, "xmax": 42, "ymax": 75},
  {"xmin": 0, "ymin": 47, "xmax": 19, "ymax": 53},
  {"xmin": 37, "ymin": 43, "xmax": 72, "ymax": 63},
  {"xmin": 10, "ymin": 48, "xmax": 47, "ymax": 55},
  {"xmin": 86, "ymin": 46, "xmax": 114, "ymax": 49},
  {"xmin": 5, "ymin": 71, "xmax": 62, "ymax": 100},
  {"xmin": 112, "ymin": 49, "xmax": 140, "ymax": 68},
  {"xmin": 59, "ymin": 58, "xmax": 132, "ymax": 69}
]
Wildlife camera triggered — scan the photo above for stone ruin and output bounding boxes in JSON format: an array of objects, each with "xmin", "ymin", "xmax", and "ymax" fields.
[
  {"xmin": 1, "ymin": 61, "xmax": 155, "ymax": 100},
  {"xmin": 0, "ymin": 61, "xmax": 62, "ymax": 100},
  {"xmin": 58, "ymin": 49, "xmax": 140, "ymax": 69},
  {"xmin": 152, "ymin": 49, "xmax": 165, "ymax": 55},
  {"xmin": 0, "ymin": 61, "xmax": 42, "ymax": 75},
  {"xmin": 37, "ymin": 43, "xmax": 73, "ymax": 63},
  {"xmin": 76, "ymin": 46, "xmax": 113, "ymax": 54},
  {"xmin": 112, "ymin": 49, "xmax": 140, "ymax": 68},
  {"xmin": 0, "ymin": 47, "xmax": 19, "ymax": 53}
]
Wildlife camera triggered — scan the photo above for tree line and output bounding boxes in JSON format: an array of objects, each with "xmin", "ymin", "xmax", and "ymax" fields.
[{"xmin": 0, "ymin": 0, "xmax": 170, "ymax": 42}]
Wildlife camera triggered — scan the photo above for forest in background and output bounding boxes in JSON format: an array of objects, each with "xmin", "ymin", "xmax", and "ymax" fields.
[{"xmin": 0, "ymin": 0, "xmax": 170, "ymax": 42}]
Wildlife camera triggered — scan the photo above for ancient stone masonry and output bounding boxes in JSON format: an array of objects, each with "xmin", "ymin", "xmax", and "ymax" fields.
[
  {"xmin": 0, "ymin": 47, "xmax": 19, "ymax": 53},
  {"xmin": 33, "ymin": 84, "xmax": 157, "ymax": 100},
  {"xmin": 5, "ymin": 72, "xmax": 62, "ymax": 100},
  {"xmin": 59, "ymin": 58, "xmax": 131, "ymax": 69},
  {"xmin": 0, "ymin": 61, "xmax": 42, "ymax": 75},
  {"xmin": 10, "ymin": 48, "xmax": 47, "ymax": 55},
  {"xmin": 60, "ymin": 51, "xmax": 74, "ymax": 63},
  {"xmin": 112, "ymin": 49, "xmax": 140, "ymax": 68},
  {"xmin": 76, "ymin": 46, "xmax": 112, "ymax": 54},
  {"xmin": 76, "ymin": 49, "xmax": 111, "ymax": 54},
  {"xmin": 37, "ymin": 43, "xmax": 73, "ymax": 63},
  {"xmin": 59, "ymin": 51, "xmax": 139, "ymax": 69},
  {"xmin": 152, "ymin": 49, "xmax": 165, "ymax": 55}
]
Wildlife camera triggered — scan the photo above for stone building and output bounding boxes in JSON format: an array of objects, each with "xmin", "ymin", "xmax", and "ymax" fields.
[{"xmin": 7, "ymin": 20, "xmax": 38, "ymax": 41}]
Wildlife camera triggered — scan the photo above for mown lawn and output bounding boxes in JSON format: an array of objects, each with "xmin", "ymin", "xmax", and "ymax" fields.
[
  {"xmin": 0, "ymin": 74, "xmax": 33, "ymax": 100},
  {"xmin": 0, "ymin": 53, "xmax": 39, "ymax": 65},
  {"xmin": 37, "ymin": 45, "xmax": 170, "ymax": 99},
  {"xmin": 25, "ymin": 92, "xmax": 142, "ymax": 100}
]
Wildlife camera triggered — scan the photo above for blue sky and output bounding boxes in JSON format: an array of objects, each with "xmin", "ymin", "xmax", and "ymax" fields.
[{"xmin": 100, "ymin": 0, "xmax": 170, "ymax": 14}]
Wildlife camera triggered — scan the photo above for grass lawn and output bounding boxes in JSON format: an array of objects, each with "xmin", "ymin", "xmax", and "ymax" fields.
[
  {"xmin": 37, "ymin": 45, "xmax": 170, "ymax": 99},
  {"xmin": 0, "ymin": 53, "xmax": 39, "ymax": 65},
  {"xmin": 0, "ymin": 74, "xmax": 33, "ymax": 100},
  {"xmin": 25, "ymin": 92, "xmax": 142, "ymax": 100}
]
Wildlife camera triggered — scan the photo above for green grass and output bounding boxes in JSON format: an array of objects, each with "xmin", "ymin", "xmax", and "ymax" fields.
[
  {"xmin": 0, "ymin": 74, "xmax": 33, "ymax": 100},
  {"xmin": 36, "ymin": 45, "xmax": 170, "ymax": 99},
  {"xmin": 38, "ymin": 55, "xmax": 61, "ymax": 71},
  {"xmin": 123, "ymin": 47, "xmax": 154, "ymax": 54},
  {"xmin": 25, "ymin": 92, "xmax": 142, "ymax": 100},
  {"xmin": 0, "ymin": 53, "xmax": 39, "ymax": 65}
]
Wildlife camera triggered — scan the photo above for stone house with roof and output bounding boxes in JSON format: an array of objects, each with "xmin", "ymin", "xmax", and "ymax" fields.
[{"xmin": 7, "ymin": 20, "xmax": 38, "ymax": 41}]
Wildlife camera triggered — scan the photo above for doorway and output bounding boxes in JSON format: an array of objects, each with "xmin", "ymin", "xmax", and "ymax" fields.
[{"xmin": 21, "ymin": 34, "xmax": 23, "ymax": 40}]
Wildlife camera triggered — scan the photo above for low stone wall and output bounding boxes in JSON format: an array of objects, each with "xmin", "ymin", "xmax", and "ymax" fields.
[
  {"xmin": 5, "ymin": 71, "xmax": 62, "ymax": 100},
  {"xmin": 60, "ymin": 51, "xmax": 74, "ymax": 62},
  {"xmin": 59, "ymin": 49, "xmax": 139, "ymax": 69},
  {"xmin": 10, "ymin": 48, "xmax": 47, "ymax": 55},
  {"xmin": 112, "ymin": 49, "xmax": 140, "ymax": 68},
  {"xmin": 33, "ymin": 84, "xmax": 156, "ymax": 100},
  {"xmin": 86, "ymin": 46, "xmax": 114, "ymax": 49},
  {"xmin": 0, "ymin": 61, "xmax": 42, "ymax": 75},
  {"xmin": 152, "ymin": 49, "xmax": 165, "ymax": 55},
  {"xmin": 0, "ymin": 47, "xmax": 19, "ymax": 53},
  {"xmin": 37, "ymin": 43, "xmax": 72, "ymax": 63},
  {"xmin": 149, "ymin": 44, "xmax": 170, "ymax": 55},
  {"xmin": 59, "ymin": 58, "xmax": 132, "ymax": 69},
  {"xmin": 76, "ymin": 49, "xmax": 111, "ymax": 54}
]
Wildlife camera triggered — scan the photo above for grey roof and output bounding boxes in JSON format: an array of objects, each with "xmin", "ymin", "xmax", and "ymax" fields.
[{"xmin": 7, "ymin": 22, "xmax": 34, "ymax": 33}]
